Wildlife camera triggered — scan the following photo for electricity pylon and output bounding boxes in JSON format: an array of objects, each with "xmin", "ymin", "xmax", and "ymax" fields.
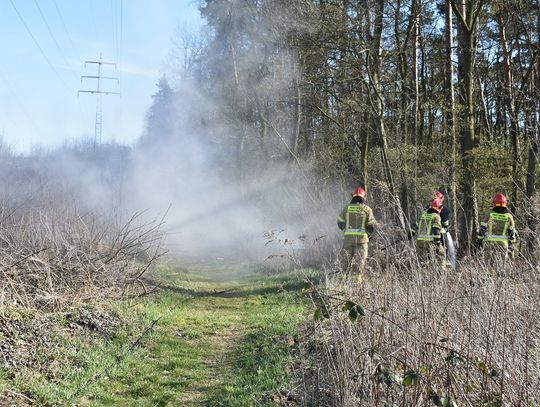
[{"xmin": 78, "ymin": 54, "xmax": 120, "ymax": 148}]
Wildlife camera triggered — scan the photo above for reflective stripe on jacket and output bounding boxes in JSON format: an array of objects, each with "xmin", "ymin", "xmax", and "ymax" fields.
[
  {"xmin": 338, "ymin": 203, "xmax": 376, "ymax": 244},
  {"xmin": 484, "ymin": 212, "xmax": 511, "ymax": 243},
  {"xmin": 344, "ymin": 205, "xmax": 368, "ymax": 236},
  {"xmin": 416, "ymin": 212, "xmax": 442, "ymax": 242}
]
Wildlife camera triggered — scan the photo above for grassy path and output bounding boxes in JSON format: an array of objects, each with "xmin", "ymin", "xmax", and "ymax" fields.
[
  {"xmin": 83, "ymin": 258, "xmax": 309, "ymax": 406},
  {"xmin": 0, "ymin": 258, "xmax": 310, "ymax": 406}
]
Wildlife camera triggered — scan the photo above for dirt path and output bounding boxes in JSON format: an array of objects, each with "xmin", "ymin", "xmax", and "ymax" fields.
[{"xmin": 173, "ymin": 326, "xmax": 245, "ymax": 405}]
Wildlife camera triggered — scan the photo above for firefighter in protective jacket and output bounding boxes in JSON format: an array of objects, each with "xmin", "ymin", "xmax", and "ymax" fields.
[
  {"xmin": 477, "ymin": 193, "xmax": 518, "ymax": 259},
  {"xmin": 337, "ymin": 187, "xmax": 377, "ymax": 278},
  {"xmin": 415, "ymin": 198, "xmax": 445, "ymax": 266}
]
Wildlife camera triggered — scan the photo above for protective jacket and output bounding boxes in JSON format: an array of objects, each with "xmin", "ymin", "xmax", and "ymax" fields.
[
  {"xmin": 416, "ymin": 208, "xmax": 443, "ymax": 244},
  {"xmin": 337, "ymin": 203, "xmax": 376, "ymax": 244},
  {"xmin": 477, "ymin": 207, "xmax": 517, "ymax": 247}
]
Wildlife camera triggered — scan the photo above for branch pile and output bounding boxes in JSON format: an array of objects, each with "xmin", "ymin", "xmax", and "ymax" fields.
[{"xmin": 0, "ymin": 207, "xmax": 164, "ymax": 310}]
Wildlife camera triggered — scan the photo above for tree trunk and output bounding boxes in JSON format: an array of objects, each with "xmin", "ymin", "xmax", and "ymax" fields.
[
  {"xmin": 446, "ymin": 0, "xmax": 459, "ymax": 241},
  {"xmin": 359, "ymin": 111, "xmax": 370, "ymax": 188},
  {"xmin": 229, "ymin": 37, "xmax": 247, "ymax": 173},
  {"xmin": 291, "ymin": 60, "xmax": 302, "ymax": 159},
  {"xmin": 452, "ymin": 0, "xmax": 483, "ymax": 251},
  {"xmin": 525, "ymin": 1, "xmax": 540, "ymax": 256},
  {"xmin": 369, "ymin": 0, "xmax": 406, "ymax": 229},
  {"xmin": 394, "ymin": 0, "xmax": 415, "ymax": 222},
  {"xmin": 413, "ymin": 0, "xmax": 420, "ymax": 146},
  {"xmin": 497, "ymin": 11, "xmax": 522, "ymax": 212}
]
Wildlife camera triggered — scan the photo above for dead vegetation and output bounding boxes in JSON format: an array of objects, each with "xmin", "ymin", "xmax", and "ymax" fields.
[
  {"xmin": 0, "ymin": 306, "xmax": 121, "ymax": 372},
  {"xmin": 0, "ymin": 203, "xmax": 165, "ymax": 311},
  {"xmin": 0, "ymin": 197, "xmax": 165, "ymax": 404},
  {"xmin": 297, "ymin": 241, "xmax": 540, "ymax": 406}
]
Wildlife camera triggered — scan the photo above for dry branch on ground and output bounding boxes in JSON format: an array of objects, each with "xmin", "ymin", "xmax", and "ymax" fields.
[{"xmin": 0, "ymin": 206, "xmax": 165, "ymax": 310}]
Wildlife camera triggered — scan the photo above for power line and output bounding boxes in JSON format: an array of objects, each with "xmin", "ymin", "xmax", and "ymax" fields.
[
  {"xmin": 118, "ymin": 0, "xmax": 124, "ymax": 72},
  {"xmin": 118, "ymin": 0, "xmax": 124, "ymax": 143},
  {"xmin": 110, "ymin": 0, "xmax": 123, "ymax": 83},
  {"xmin": 48, "ymin": 0, "xmax": 89, "ymax": 119},
  {"xmin": 0, "ymin": 63, "xmax": 42, "ymax": 138},
  {"xmin": 51, "ymin": 0, "xmax": 82, "ymax": 62},
  {"xmin": 33, "ymin": 0, "xmax": 88, "ymax": 122},
  {"xmin": 109, "ymin": 0, "xmax": 123, "ymax": 145},
  {"xmin": 9, "ymin": 0, "xmax": 71, "ymax": 92},
  {"xmin": 86, "ymin": 2, "xmax": 100, "ymax": 48},
  {"xmin": 33, "ymin": 0, "xmax": 73, "ymax": 73},
  {"xmin": 110, "ymin": 0, "xmax": 118, "ymax": 64}
]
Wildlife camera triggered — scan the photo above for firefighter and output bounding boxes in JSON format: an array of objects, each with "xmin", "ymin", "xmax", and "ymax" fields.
[
  {"xmin": 415, "ymin": 198, "xmax": 446, "ymax": 267},
  {"xmin": 337, "ymin": 187, "xmax": 377, "ymax": 280},
  {"xmin": 477, "ymin": 193, "xmax": 518, "ymax": 260}
]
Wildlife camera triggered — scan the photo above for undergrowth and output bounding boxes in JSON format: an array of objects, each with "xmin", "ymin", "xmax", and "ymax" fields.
[{"xmin": 297, "ymin": 244, "xmax": 540, "ymax": 406}]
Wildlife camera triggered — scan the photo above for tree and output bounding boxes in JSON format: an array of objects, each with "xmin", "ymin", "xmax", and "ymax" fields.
[
  {"xmin": 445, "ymin": 0, "xmax": 459, "ymax": 241},
  {"xmin": 451, "ymin": 0, "xmax": 485, "ymax": 250},
  {"xmin": 140, "ymin": 76, "xmax": 176, "ymax": 146}
]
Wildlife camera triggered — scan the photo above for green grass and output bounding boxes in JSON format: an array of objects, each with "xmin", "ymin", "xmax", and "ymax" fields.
[
  {"xmin": 206, "ymin": 293, "xmax": 305, "ymax": 406},
  {"xmin": 1, "ymin": 258, "xmax": 314, "ymax": 406},
  {"xmin": 0, "ymin": 367, "xmax": 8, "ymax": 393}
]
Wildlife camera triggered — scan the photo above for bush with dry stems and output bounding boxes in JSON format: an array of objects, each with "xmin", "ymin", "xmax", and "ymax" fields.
[
  {"xmin": 298, "ymin": 235, "xmax": 540, "ymax": 406},
  {"xmin": 0, "ymin": 203, "xmax": 164, "ymax": 311}
]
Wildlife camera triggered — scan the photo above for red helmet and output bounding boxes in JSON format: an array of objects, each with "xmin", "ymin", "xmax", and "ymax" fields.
[
  {"xmin": 493, "ymin": 193, "xmax": 507, "ymax": 207},
  {"xmin": 429, "ymin": 198, "xmax": 443, "ymax": 212},
  {"xmin": 434, "ymin": 191, "xmax": 444, "ymax": 201},
  {"xmin": 352, "ymin": 187, "xmax": 367, "ymax": 198}
]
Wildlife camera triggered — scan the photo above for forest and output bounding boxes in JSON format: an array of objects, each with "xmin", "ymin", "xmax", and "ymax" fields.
[{"xmin": 142, "ymin": 0, "xmax": 540, "ymax": 255}]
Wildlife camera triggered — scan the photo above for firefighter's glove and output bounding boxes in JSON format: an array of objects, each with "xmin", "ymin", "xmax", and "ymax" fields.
[
  {"xmin": 477, "ymin": 225, "xmax": 487, "ymax": 240},
  {"xmin": 366, "ymin": 224, "xmax": 375, "ymax": 238},
  {"xmin": 337, "ymin": 220, "xmax": 345, "ymax": 231},
  {"xmin": 509, "ymin": 229, "xmax": 518, "ymax": 243}
]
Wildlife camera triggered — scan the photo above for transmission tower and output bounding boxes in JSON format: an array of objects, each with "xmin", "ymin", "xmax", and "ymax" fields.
[{"xmin": 78, "ymin": 54, "xmax": 120, "ymax": 148}]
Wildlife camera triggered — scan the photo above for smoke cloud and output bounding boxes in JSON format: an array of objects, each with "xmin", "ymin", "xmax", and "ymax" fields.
[{"xmin": 0, "ymin": 2, "xmax": 344, "ymax": 266}]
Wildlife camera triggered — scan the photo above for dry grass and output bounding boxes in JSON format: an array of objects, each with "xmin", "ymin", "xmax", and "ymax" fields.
[
  {"xmin": 297, "ymin": 241, "xmax": 540, "ymax": 406},
  {"xmin": 0, "ymin": 204, "xmax": 164, "ymax": 311}
]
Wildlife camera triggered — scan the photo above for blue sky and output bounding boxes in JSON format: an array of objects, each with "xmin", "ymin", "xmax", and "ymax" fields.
[{"xmin": 0, "ymin": 0, "xmax": 203, "ymax": 153}]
